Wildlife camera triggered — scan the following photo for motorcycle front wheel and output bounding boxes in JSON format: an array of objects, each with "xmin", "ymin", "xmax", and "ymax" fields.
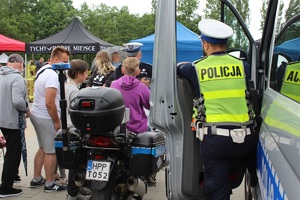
[{"xmin": 91, "ymin": 166, "xmax": 134, "ymax": 200}]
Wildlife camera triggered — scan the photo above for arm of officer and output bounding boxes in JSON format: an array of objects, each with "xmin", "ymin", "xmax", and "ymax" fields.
[{"xmin": 177, "ymin": 62, "xmax": 200, "ymax": 97}]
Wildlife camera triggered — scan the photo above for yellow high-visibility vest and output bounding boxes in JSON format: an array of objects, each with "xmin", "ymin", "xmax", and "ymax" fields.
[{"xmin": 194, "ymin": 54, "xmax": 250, "ymax": 123}]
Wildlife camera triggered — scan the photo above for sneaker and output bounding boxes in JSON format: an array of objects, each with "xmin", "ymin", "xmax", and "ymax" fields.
[
  {"xmin": 44, "ymin": 183, "xmax": 66, "ymax": 192},
  {"xmin": 30, "ymin": 177, "xmax": 46, "ymax": 188},
  {"xmin": 0, "ymin": 187, "xmax": 22, "ymax": 197},
  {"xmin": 14, "ymin": 175, "xmax": 21, "ymax": 183}
]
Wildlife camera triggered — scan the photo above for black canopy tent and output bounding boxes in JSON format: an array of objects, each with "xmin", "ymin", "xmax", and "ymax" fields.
[{"xmin": 25, "ymin": 18, "xmax": 113, "ymax": 54}]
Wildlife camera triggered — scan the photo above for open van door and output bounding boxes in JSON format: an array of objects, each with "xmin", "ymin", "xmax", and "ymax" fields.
[
  {"xmin": 150, "ymin": 0, "xmax": 258, "ymax": 199},
  {"xmin": 244, "ymin": 0, "xmax": 300, "ymax": 199}
]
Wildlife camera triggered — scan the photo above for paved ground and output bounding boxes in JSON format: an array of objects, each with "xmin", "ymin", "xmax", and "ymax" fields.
[{"xmin": 0, "ymin": 110, "xmax": 244, "ymax": 200}]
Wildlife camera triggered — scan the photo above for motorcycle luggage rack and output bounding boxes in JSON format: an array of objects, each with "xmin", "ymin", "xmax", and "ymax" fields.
[{"xmin": 82, "ymin": 145, "xmax": 120, "ymax": 150}]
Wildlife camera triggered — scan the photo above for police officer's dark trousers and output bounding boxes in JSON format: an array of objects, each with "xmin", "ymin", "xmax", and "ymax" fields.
[
  {"xmin": 201, "ymin": 127, "xmax": 257, "ymax": 200},
  {"xmin": 0, "ymin": 128, "xmax": 21, "ymax": 189}
]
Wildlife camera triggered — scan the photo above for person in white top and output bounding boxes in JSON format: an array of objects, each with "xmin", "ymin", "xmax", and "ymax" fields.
[
  {"xmin": 30, "ymin": 47, "xmax": 70, "ymax": 192},
  {"xmin": 65, "ymin": 59, "xmax": 89, "ymax": 200}
]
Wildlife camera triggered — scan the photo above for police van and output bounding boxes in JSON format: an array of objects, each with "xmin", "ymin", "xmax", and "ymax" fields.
[{"xmin": 149, "ymin": 0, "xmax": 300, "ymax": 199}]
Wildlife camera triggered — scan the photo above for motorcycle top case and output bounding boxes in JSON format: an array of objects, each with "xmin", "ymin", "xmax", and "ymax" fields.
[
  {"xmin": 69, "ymin": 87, "xmax": 125, "ymax": 133},
  {"xmin": 54, "ymin": 128, "xmax": 87, "ymax": 169},
  {"xmin": 130, "ymin": 131, "xmax": 166, "ymax": 176}
]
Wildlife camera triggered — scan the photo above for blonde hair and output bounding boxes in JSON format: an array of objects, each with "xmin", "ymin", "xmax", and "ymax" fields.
[
  {"xmin": 95, "ymin": 50, "xmax": 115, "ymax": 74},
  {"xmin": 123, "ymin": 57, "xmax": 140, "ymax": 76}
]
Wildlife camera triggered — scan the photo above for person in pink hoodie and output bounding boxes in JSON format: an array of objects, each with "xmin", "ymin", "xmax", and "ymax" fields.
[{"xmin": 111, "ymin": 57, "xmax": 150, "ymax": 133}]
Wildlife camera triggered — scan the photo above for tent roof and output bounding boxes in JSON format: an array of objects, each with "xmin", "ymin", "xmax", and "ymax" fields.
[
  {"xmin": 132, "ymin": 21, "xmax": 202, "ymax": 51},
  {"xmin": 131, "ymin": 21, "xmax": 202, "ymax": 64},
  {"xmin": 274, "ymin": 37, "xmax": 300, "ymax": 61},
  {"xmin": 26, "ymin": 18, "xmax": 113, "ymax": 54},
  {"xmin": 0, "ymin": 34, "xmax": 25, "ymax": 52}
]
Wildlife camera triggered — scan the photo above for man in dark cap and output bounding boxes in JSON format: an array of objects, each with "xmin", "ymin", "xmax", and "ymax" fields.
[
  {"xmin": 177, "ymin": 19, "xmax": 258, "ymax": 200},
  {"xmin": 0, "ymin": 54, "xmax": 30, "ymax": 197},
  {"xmin": 114, "ymin": 42, "xmax": 152, "ymax": 87}
]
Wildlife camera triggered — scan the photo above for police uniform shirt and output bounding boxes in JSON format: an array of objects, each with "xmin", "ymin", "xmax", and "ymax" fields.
[
  {"xmin": 177, "ymin": 51, "xmax": 251, "ymax": 98},
  {"xmin": 114, "ymin": 62, "xmax": 152, "ymax": 80}
]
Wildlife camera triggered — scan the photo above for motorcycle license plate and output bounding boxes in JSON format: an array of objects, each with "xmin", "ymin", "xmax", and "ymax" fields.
[{"xmin": 86, "ymin": 160, "xmax": 111, "ymax": 181}]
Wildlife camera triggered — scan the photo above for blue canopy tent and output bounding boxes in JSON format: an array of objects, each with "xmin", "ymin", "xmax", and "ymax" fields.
[
  {"xmin": 131, "ymin": 21, "xmax": 202, "ymax": 64},
  {"xmin": 274, "ymin": 37, "xmax": 300, "ymax": 61}
]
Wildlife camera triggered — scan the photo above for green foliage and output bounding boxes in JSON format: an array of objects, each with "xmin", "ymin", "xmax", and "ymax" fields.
[
  {"xmin": 276, "ymin": 1, "xmax": 285, "ymax": 34},
  {"xmin": 204, "ymin": 0, "xmax": 250, "ymax": 51},
  {"xmin": 177, "ymin": 0, "xmax": 201, "ymax": 33},
  {"xmin": 204, "ymin": 0, "xmax": 220, "ymax": 19},
  {"xmin": 0, "ymin": 0, "xmax": 35, "ymax": 41},
  {"xmin": 285, "ymin": 0, "xmax": 300, "ymax": 21},
  {"xmin": 260, "ymin": 0, "xmax": 269, "ymax": 32},
  {"xmin": 75, "ymin": 3, "xmax": 155, "ymax": 46}
]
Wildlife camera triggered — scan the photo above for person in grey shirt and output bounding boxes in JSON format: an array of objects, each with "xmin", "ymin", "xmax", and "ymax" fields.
[{"xmin": 0, "ymin": 54, "xmax": 30, "ymax": 197}]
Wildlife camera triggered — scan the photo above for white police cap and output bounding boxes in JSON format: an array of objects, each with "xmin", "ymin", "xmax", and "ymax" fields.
[
  {"xmin": 198, "ymin": 19, "xmax": 233, "ymax": 44},
  {"xmin": 124, "ymin": 42, "xmax": 143, "ymax": 57},
  {"xmin": 124, "ymin": 42, "xmax": 143, "ymax": 52}
]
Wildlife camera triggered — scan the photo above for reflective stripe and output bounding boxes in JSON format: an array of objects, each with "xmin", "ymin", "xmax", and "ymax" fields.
[
  {"xmin": 204, "ymin": 89, "xmax": 245, "ymax": 100},
  {"xmin": 207, "ymin": 113, "xmax": 250, "ymax": 123},
  {"xmin": 265, "ymin": 116, "xmax": 300, "ymax": 137}
]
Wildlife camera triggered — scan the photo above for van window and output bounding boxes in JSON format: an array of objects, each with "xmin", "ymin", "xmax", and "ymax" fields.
[{"xmin": 270, "ymin": 18, "xmax": 300, "ymax": 102}]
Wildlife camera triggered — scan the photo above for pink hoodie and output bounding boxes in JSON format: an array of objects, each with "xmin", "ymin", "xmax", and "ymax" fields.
[{"xmin": 111, "ymin": 75, "xmax": 150, "ymax": 133}]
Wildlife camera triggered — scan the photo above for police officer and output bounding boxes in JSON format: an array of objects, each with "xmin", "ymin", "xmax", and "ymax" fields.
[
  {"xmin": 276, "ymin": 60, "xmax": 300, "ymax": 102},
  {"xmin": 177, "ymin": 19, "xmax": 258, "ymax": 200},
  {"xmin": 115, "ymin": 42, "xmax": 152, "ymax": 87}
]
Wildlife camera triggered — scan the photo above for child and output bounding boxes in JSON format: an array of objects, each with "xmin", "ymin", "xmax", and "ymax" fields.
[
  {"xmin": 111, "ymin": 57, "xmax": 150, "ymax": 133},
  {"xmin": 64, "ymin": 59, "xmax": 90, "ymax": 200}
]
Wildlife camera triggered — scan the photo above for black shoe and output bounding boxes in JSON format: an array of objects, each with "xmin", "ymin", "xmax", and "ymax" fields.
[
  {"xmin": 30, "ymin": 177, "xmax": 46, "ymax": 188},
  {"xmin": 0, "ymin": 187, "xmax": 22, "ymax": 197},
  {"xmin": 44, "ymin": 183, "xmax": 66, "ymax": 192},
  {"xmin": 14, "ymin": 175, "xmax": 21, "ymax": 183}
]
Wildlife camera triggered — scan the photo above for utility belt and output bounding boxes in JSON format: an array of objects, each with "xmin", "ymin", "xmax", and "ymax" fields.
[{"xmin": 192, "ymin": 121, "xmax": 253, "ymax": 144}]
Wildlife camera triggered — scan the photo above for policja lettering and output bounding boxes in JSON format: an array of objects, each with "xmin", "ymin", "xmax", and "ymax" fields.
[
  {"xmin": 285, "ymin": 69, "xmax": 300, "ymax": 84},
  {"xmin": 200, "ymin": 65, "xmax": 243, "ymax": 81}
]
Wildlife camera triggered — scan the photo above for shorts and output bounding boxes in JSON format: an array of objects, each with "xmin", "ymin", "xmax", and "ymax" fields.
[{"xmin": 30, "ymin": 114, "xmax": 56, "ymax": 154}]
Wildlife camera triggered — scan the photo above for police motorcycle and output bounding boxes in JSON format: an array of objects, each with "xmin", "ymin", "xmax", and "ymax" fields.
[
  {"xmin": 151, "ymin": 0, "xmax": 300, "ymax": 200},
  {"xmin": 53, "ymin": 63, "xmax": 166, "ymax": 200}
]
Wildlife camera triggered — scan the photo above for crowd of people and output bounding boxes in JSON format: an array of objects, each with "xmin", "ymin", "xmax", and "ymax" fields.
[
  {"xmin": 0, "ymin": 18, "xmax": 266, "ymax": 200},
  {"xmin": 0, "ymin": 41, "xmax": 153, "ymax": 198}
]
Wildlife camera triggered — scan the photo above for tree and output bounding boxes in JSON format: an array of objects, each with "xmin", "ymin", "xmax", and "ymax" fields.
[
  {"xmin": 229, "ymin": 0, "xmax": 251, "ymax": 49},
  {"xmin": 285, "ymin": 0, "xmax": 300, "ymax": 21},
  {"xmin": 203, "ymin": 0, "xmax": 251, "ymax": 50},
  {"xmin": 30, "ymin": 0, "xmax": 76, "ymax": 41},
  {"xmin": 260, "ymin": 0, "xmax": 269, "ymax": 32},
  {"xmin": 77, "ymin": 3, "xmax": 151, "ymax": 46},
  {"xmin": 204, "ymin": 0, "xmax": 221, "ymax": 20},
  {"xmin": 275, "ymin": 1, "xmax": 285, "ymax": 34},
  {"xmin": 151, "ymin": 0, "xmax": 157, "ymax": 14},
  {"xmin": 177, "ymin": 0, "xmax": 201, "ymax": 33},
  {"xmin": 0, "ymin": 0, "xmax": 36, "ymax": 41}
]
